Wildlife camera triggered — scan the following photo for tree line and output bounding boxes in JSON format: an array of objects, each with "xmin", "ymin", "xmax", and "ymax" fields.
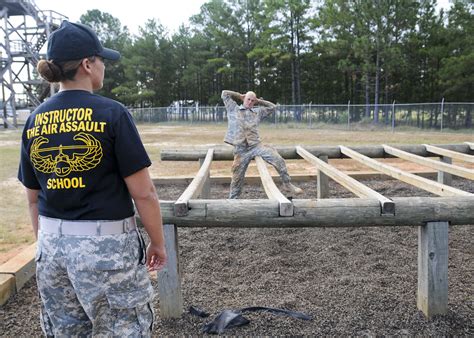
[{"xmin": 78, "ymin": 0, "xmax": 473, "ymax": 126}]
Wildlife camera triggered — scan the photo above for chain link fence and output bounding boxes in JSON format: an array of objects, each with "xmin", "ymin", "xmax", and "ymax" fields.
[{"xmin": 130, "ymin": 102, "xmax": 473, "ymax": 131}]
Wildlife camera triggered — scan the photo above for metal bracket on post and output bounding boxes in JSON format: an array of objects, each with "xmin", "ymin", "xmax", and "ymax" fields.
[
  {"xmin": 157, "ymin": 224, "xmax": 183, "ymax": 318},
  {"xmin": 417, "ymin": 221, "xmax": 449, "ymax": 318}
]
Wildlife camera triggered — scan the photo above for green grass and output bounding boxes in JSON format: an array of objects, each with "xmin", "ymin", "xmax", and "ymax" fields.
[
  {"xmin": 0, "ymin": 129, "xmax": 32, "ymax": 259},
  {"xmin": 0, "ymin": 147, "xmax": 21, "ymax": 181}
]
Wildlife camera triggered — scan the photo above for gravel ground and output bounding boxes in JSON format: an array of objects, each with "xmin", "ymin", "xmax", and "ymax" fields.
[{"xmin": 1, "ymin": 177, "xmax": 473, "ymax": 336}]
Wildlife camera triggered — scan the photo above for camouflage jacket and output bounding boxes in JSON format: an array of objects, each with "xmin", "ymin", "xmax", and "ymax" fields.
[{"xmin": 221, "ymin": 90, "xmax": 276, "ymax": 147}]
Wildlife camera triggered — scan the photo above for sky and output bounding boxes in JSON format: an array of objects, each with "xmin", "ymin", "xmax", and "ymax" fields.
[
  {"xmin": 35, "ymin": 0, "xmax": 209, "ymax": 35},
  {"xmin": 34, "ymin": 0, "xmax": 453, "ymax": 36}
]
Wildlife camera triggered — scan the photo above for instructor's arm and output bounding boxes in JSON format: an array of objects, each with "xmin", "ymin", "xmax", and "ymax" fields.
[
  {"xmin": 125, "ymin": 168, "xmax": 167, "ymax": 271},
  {"xmin": 26, "ymin": 188, "xmax": 40, "ymax": 239}
]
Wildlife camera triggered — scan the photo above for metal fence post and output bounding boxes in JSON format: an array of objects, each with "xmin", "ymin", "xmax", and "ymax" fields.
[
  {"xmin": 440, "ymin": 97, "xmax": 444, "ymax": 132},
  {"xmin": 275, "ymin": 104, "xmax": 278, "ymax": 126},
  {"xmin": 309, "ymin": 102, "xmax": 312, "ymax": 128},
  {"xmin": 347, "ymin": 100, "xmax": 350, "ymax": 130},
  {"xmin": 391, "ymin": 100, "xmax": 396, "ymax": 132}
]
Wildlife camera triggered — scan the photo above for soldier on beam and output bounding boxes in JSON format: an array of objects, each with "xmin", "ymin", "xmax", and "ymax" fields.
[{"xmin": 222, "ymin": 90, "xmax": 303, "ymax": 198}]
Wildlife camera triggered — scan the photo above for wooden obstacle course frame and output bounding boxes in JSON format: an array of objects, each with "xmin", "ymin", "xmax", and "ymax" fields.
[
  {"xmin": 2, "ymin": 144, "xmax": 471, "ymax": 314},
  {"xmin": 156, "ymin": 143, "xmax": 474, "ymax": 320},
  {"xmin": 0, "ymin": 243, "xmax": 37, "ymax": 306}
]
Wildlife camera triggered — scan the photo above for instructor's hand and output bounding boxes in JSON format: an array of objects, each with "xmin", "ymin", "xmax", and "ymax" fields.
[{"xmin": 146, "ymin": 242, "xmax": 167, "ymax": 272}]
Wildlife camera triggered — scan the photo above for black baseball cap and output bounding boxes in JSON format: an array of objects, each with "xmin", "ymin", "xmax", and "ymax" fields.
[{"xmin": 47, "ymin": 20, "xmax": 120, "ymax": 61}]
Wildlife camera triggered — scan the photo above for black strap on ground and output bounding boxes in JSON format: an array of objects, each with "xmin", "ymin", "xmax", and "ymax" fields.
[
  {"xmin": 202, "ymin": 309, "xmax": 250, "ymax": 334},
  {"xmin": 190, "ymin": 306, "xmax": 312, "ymax": 334},
  {"xmin": 188, "ymin": 305, "xmax": 210, "ymax": 318}
]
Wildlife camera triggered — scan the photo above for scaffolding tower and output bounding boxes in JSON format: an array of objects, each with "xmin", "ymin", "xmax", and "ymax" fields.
[{"xmin": 1, "ymin": 0, "xmax": 67, "ymax": 128}]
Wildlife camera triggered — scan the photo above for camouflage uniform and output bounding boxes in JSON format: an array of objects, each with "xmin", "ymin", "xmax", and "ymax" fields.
[
  {"xmin": 222, "ymin": 91, "xmax": 294, "ymax": 199},
  {"xmin": 36, "ymin": 225, "xmax": 154, "ymax": 337}
]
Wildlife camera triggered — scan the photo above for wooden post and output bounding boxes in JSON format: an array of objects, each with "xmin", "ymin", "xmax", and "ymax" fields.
[
  {"xmin": 157, "ymin": 224, "xmax": 183, "ymax": 318},
  {"xmin": 317, "ymin": 155, "xmax": 329, "ymax": 199},
  {"xmin": 199, "ymin": 157, "xmax": 211, "ymax": 198},
  {"xmin": 417, "ymin": 221, "xmax": 449, "ymax": 318},
  {"xmin": 437, "ymin": 156, "xmax": 452, "ymax": 186}
]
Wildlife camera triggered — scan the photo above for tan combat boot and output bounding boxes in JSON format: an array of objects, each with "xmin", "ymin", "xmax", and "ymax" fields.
[{"xmin": 282, "ymin": 182, "xmax": 303, "ymax": 195}]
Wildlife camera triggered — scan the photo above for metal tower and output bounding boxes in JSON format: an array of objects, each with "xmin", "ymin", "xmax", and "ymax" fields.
[{"xmin": 1, "ymin": 0, "xmax": 67, "ymax": 128}]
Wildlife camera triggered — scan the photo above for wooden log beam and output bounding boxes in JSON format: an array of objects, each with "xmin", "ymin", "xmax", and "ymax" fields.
[
  {"xmin": 152, "ymin": 171, "xmax": 439, "ymax": 186},
  {"xmin": 340, "ymin": 146, "xmax": 472, "ymax": 197},
  {"xmin": 317, "ymin": 155, "xmax": 329, "ymax": 199},
  {"xmin": 465, "ymin": 142, "xmax": 474, "ymax": 151},
  {"xmin": 161, "ymin": 144, "xmax": 471, "ymax": 161},
  {"xmin": 0, "ymin": 274, "xmax": 15, "ymax": 306},
  {"xmin": 157, "ymin": 224, "xmax": 183, "ymax": 318},
  {"xmin": 383, "ymin": 144, "xmax": 474, "ymax": 180},
  {"xmin": 297, "ymin": 146, "xmax": 394, "ymax": 214},
  {"xmin": 424, "ymin": 144, "xmax": 474, "ymax": 164},
  {"xmin": 0, "ymin": 243, "xmax": 36, "ymax": 293},
  {"xmin": 438, "ymin": 156, "xmax": 452, "ymax": 186},
  {"xmin": 174, "ymin": 148, "xmax": 214, "ymax": 216},
  {"xmin": 255, "ymin": 156, "xmax": 293, "ymax": 216},
  {"xmin": 417, "ymin": 221, "xmax": 448, "ymax": 318},
  {"xmin": 158, "ymin": 196, "xmax": 474, "ymax": 227},
  {"xmin": 199, "ymin": 157, "xmax": 211, "ymax": 198}
]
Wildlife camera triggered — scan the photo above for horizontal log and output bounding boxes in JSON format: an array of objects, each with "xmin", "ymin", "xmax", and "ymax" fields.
[
  {"xmin": 159, "ymin": 196, "xmax": 474, "ymax": 227},
  {"xmin": 152, "ymin": 171, "xmax": 438, "ymax": 185},
  {"xmin": 161, "ymin": 143, "xmax": 471, "ymax": 161}
]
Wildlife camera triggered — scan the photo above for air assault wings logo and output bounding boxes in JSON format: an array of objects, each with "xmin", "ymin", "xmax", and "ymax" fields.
[{"xmin": 30, "ymin": 132, "xmax": 103, "ymax": 177}]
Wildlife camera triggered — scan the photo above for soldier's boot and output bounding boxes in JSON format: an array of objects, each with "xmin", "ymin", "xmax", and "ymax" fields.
[{"xmin": 282, "ymin": 182, "xmax": 303, "ymax": 196}]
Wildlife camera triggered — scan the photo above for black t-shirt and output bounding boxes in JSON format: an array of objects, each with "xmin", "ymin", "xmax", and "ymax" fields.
[{"xmin": 18, "ymin": 90, "xmax": 151, "ymax": 220}]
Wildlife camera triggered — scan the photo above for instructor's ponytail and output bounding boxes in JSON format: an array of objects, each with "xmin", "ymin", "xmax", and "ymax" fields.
[{"xmin": 37, "ymin": 58, "xmax": 85, "ymax": 83}]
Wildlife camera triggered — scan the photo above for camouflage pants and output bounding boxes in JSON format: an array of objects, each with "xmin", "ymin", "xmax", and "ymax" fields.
[
  {"xmin": 36, "ymin": 228, "xmax": 154, "ymax": 337},
  {"xmin": 230, "ymin": 143, "xmax": 291, "ymax": 199}
]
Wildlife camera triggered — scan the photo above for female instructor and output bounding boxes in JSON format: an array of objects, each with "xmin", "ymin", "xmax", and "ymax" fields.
[{"xmin": 18, "ymin": 21, "xmax": 166, "ymax": 336}]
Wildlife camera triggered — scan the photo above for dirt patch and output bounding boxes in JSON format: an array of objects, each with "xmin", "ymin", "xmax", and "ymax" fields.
[{"xmin": 1, "ymin": 178, "xmax": 472, "ymax": 335}]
